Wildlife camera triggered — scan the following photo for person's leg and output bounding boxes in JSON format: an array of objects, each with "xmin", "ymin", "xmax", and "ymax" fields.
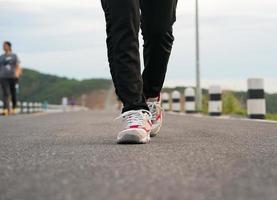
[
  {"xmin": 9, "ymin": 79, "xmax": 17, "ymax": 109},
  {"xmin": 141, "ymin": 0, "xmax": 178, "ymax": 98},
  {"xmin": 101, "ymin": 0, "xmax": 148, "ymax": 113},
  {"xmin": 0, "ymin": 79, "xmax": 10, "ymax": 110}
]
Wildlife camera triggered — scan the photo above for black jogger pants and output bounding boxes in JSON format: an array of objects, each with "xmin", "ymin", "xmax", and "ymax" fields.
[
  {"xmin": 101, "ymin": 0, "xmax": 178, "ymax": 112},
  {"xmin": 0, "ymin": 78, "xmax": 17, "ymax": 109}
]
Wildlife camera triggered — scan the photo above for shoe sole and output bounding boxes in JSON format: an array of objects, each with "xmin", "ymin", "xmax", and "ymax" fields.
[
  {"xmin": 117, "ymin": 129, "xmax": 150, "ymax": 144},
  {"xmin": 150, "ymin": 109, "xmax": 163, "ymax": 137},
  {"xmin": 150, "ymin": 125, "xmax": 161, "ymax": 137},
  {"xmin": 150, "ymin": 119, "xmax": 162, "ymax": 137}
]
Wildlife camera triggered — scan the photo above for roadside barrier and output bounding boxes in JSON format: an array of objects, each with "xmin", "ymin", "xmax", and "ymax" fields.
[
  {"xmin": 161, "ymin": 92, "xmax": 170, "ymax": 111},
  {"xmin": 247, "ymin": 78, "xmax": 266, "ymax": 119},
  {"xmin": 35, "ymin": 102, "xmax": 40, "ymax": 112},
  {"xmin": 22, "ymin": 102, "xmax": 28, "ymax": 114},
  {"xmin": 0, "ymin": 101, "xmax": 3, "ymax": 114},
  {"xmin": 16, "ymin": 102, "xmax": 21, "ymax": 114},
  {"xmin": 184, "ymin": 87, "xmax": 196, "ymax": 113},
  {"xmin": 208, "ymin": 85, "xmax": 222, "ymax": 116},
  {"xmin": 0, "ymin": 100, "xmax": 86, "ymax": 115},
  {"xmin": 21, "ymin": 102, "xmax": 43, "ymax": 114},
  {"xmin": 62, "ymin": 97, "xmax": 68, "ymax": 112},
  {"xmin": 172, "ymin": 90, "xmax": 181, "ymax": 112},
  {"xmin": 28, "ymin": 102, "xmax": 33, "ymax": 113},
  {"xmin": 0, "ymin": 101, "xmax": 44, "ymax": 115}
]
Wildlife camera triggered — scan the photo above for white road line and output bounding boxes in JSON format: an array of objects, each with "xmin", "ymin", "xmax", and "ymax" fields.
[{"xmin": 167, "ymin": 112, "xmax": 277, "ymax": 124}]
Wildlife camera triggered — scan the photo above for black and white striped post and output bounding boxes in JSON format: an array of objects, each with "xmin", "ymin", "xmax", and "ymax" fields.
[
  {"xmin": 184, "ymin": 87, "xmax": 196, "ymax": 113},
  {"xmin": 208, "ymin": 85, "xmax": 222, "ymax": 116},
  {"xmin": 247, "ymin": 78, "xmax": 266, "ymax": 119},
  {"xmin": 39, "ymin": 103, "xmax": 43, "ymax": 112},
  {"xmin": 62, "ymin": 97, "xmax": 68, "ymax": 112},
  {"xmin": 16, "ymin": 102, "xmax": 21, "ymax": 114},
  {"xmin": 23, "ymin": 102, "xmax": 28, "ymax": 114},
  {"xmin": 172, "ymin": 90, "xmax": 181, "ymax": 112},
  {"xmin": 162, "ymin": 92, "xmax": 170, "ymax": 111},
  {"xmin": 0, "ymin": 100, "xmax": 3, "ymax": 114},
  {"xmin": 29, "ymin": 102, "xmax": 34, "ymax": 113}
]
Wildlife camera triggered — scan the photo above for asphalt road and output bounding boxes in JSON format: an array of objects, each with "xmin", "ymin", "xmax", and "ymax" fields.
[{"xmin": 0, "ymin": 111, "xmax": 277, "ymax": 200}]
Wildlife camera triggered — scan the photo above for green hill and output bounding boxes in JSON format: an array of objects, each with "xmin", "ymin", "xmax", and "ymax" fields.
[{"xmin": 16, "ymin": 68, "xmax": 112, "ymax": 104}]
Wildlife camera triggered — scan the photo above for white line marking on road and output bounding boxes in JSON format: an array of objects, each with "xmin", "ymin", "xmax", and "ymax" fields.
[{"xmin": 167, "ymin": 112, "xmax": 277, "ymax": 124}]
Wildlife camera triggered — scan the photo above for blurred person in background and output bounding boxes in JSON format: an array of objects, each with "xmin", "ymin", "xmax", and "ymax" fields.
[
  {"xmin": 101, "ymin": 0, "xmax": 178, "ymax": 144},
  {"xmin": 69, "ymin": 96, "xmax": 77, "ymax": 110},
  {"xmin": 0, "ymin": 41, "xmax": 22, "ymax": 116}
]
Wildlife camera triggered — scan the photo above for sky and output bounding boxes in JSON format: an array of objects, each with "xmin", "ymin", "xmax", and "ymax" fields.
[{"xmin": 0, "ymin": 0, "xmax": 276, "ymax": 92}]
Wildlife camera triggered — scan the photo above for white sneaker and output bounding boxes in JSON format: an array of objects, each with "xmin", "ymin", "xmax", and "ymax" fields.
[
  {"xmin": 147, "ymin": 96, "xmax": 163, "ymax": 137},
  {"xmin": 117, "ymin": 110, "xmax": 152, "ymax": 144}
]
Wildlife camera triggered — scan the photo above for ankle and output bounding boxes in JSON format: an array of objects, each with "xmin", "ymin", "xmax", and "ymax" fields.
[{"xmin": 147, "ymin": 94, "xmax": 160, "ymax": 102}]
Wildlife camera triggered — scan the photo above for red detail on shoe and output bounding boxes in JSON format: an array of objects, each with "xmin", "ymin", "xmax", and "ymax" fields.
[
  {"xmin": 156, "ymin": 113, "xmax": 161, "ymax": 120},
  {"xmin": 157, "ymin": 94, "xmax": 161, "ymax": 102},
  {"xmin": 143, "ymin": 127, "xmax": 151, "ymax": 132},
  {"xmin": 129, "ymin": 125, "xmax": 139, "ymax": 129},
  {"xmin": 127, "ymin": 125, "xmax": 151, "ymax": 133}
]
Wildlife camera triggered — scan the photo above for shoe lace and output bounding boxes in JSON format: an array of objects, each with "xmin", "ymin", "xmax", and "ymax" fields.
[
  {"xmin": 116, "ymin": 110, "xmax": 152, "ymax": 127},
  {"xmin": 147, "ymin": 101, "xmax": 163, "ymax": 120}
]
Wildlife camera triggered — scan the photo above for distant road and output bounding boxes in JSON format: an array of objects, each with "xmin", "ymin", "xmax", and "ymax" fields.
[{"xmin": 1, "ymin": 111, "xmax": 277, "ymax": 200}]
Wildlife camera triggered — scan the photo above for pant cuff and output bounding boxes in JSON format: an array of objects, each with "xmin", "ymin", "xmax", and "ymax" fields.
[{"xmin": 122, "ymin": 103, "xmax": 149, "ymax": 113}]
